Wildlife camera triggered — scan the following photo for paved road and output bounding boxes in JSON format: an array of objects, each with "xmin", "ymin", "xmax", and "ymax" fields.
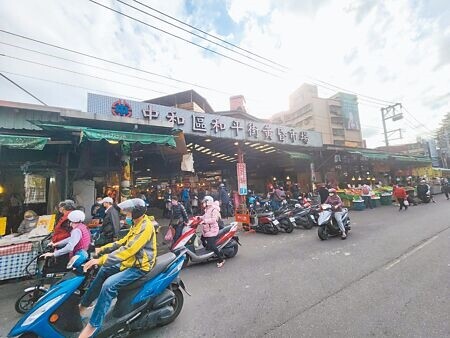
[{"xmin": 1, "ymin": 196, "xmax": 449, "ymax": 337}]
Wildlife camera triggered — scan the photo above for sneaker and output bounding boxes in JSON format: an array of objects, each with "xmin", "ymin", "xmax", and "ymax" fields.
[
  {"xmin": 341, "ymin": 232, "xmax": 347, "ymax": 240},
  {"xmin": 217, "ymin": 260, "xmax": 225, "ymax": 268}
]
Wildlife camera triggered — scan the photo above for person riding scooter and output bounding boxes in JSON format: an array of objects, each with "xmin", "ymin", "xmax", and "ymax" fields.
[
  {"xmin": 42, "ymin": 210, "xmax": 91, "ymax": 262},
  {"xmin": 324, "ymin": 188, "xmax": 347, "ymax": 239},
  {"xmin": 78, "ymin": 198, "xmax": 157, "ymax": 338},
  {"xmin": 200, "ymin": 196, "xmax": 225, "ymax": 268},
  {"xmin": 417, "ymin": 180, "xmax": 434, "ymax": 203}
]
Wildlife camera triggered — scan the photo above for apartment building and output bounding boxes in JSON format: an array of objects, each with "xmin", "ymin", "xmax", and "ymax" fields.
[{"xmin": 272, "ymin": 84, "xmax": 364, "ymax": 147}]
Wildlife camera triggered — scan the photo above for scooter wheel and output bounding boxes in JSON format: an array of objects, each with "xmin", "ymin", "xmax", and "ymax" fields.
[
  {"xmin": 158, "ymin": 288, "xmax": 184, "ymax": 326},
  {"xmin": 284, "ymin": 222, "xmax": 294, "ymax": 233},
  {"xmin": 303, "ymin": 217, "xmax": 314, "ymax": 230},
  {"xmin": 15, "ymin": 289, "xmax": 46, "ymax": 314},
  {"xmin": 318, "ymin": 226, "xmax": 328, "ymax": 240},
  {"xmin": 224, "ymin": 243, "xmax": 239, "ymax": 258}
]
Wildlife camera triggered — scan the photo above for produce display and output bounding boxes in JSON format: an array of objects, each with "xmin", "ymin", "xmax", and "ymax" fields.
[{"xmin": 337, "ymin": 186, "xmax": 394, "ymax": 202}]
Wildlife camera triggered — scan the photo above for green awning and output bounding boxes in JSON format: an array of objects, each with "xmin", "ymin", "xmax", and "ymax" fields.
[
  {"xmin": 361, "ymin": 152, "xmax": 389, "ymax": 160},
  {"xmin": 81, "ymin": 128, "xmax": 176, "ymax": 147},
  {"xmin": 391, "ymin": 155, "xmax": 431, "ymax": 163},
  {"xmin": 35, "ymin": 123, "xmax": 176, "ymax": 147},
  {"xmin": 0, "ymin": 134, "xmax": 48, "ymax": 150},
  {"xmin": 285, "ymin": 151, "xmax": 312, "ymax": 161}
]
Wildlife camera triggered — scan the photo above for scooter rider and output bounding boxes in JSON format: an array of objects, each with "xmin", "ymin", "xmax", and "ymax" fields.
[
  {"xmin": 325, "ymin": 188, "xmax": 347, "ymax": 239},
  {"xmin": 78, "ymin": 198, "xmax": 157, "ymax": 338},
  {"xmin": 200, "ymin": 196, "xmax": 225, "ymax": 268},
  {"xmin": 43, "ymin": 210, "xmax": 91, "ymax": 260}
]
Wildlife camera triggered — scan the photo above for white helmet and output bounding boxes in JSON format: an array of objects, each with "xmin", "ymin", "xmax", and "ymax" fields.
[
  {"xmin": 68, "ymin": 210, "xmax": 85, "ymax": 223},
  {"xmin": 202, "ymin": 196, "xmax": 214, "ymax": 206}
]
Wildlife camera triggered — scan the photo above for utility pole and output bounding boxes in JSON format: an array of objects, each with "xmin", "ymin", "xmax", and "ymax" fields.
[{"xmin": 381, "ymin": 103, "xmax": 403, "ymax": 147}]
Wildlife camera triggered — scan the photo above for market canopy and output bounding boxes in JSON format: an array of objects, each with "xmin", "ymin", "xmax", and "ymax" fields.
[
  {"xmin": 390, "ymin": 155, "xmax": 431, "ymax": 164},
  {"xmin": 348, "ymin": 150, "xmax": 389, "ymax": 160},
  {"xmin": 0, "ymin": 134, "xmax": 48, "ymax": 150},
  {"xmin": 285, "ymin": 151, "xmax": 312, "ymax": 161},
  {"xmin": 81, "ymin": 128, "xmax": 176, "ymax": 147},
  {"xmin": 34, "ymin": 123, "xmax": 176, "ymax": 147}
]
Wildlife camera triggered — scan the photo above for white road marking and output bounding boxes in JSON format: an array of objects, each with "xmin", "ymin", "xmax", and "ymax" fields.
[
  {"xmin": 344, "ymin": 252, "xmax": 351, "ymax": 256},
  {"xmin": 385, "ymin": 235, "xmax": 439, "ymax": 270}
]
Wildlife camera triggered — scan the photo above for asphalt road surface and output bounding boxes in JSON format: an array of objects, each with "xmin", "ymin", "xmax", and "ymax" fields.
[{"xmin": 1, "ymin": 196, "xmax": 449, "ymax": 337}]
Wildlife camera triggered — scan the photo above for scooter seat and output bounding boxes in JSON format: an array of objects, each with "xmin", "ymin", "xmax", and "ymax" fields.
[
  {"xmin": 122, "ymin": 252, "xmax": 177, "ymax": 291},
  {"xmin": 217, "ymin": 225, "xmax": 232, "ymax": 237},
  {"xmin": 257, "ymin": 212, "xmax": 273, "ymax": 217}
]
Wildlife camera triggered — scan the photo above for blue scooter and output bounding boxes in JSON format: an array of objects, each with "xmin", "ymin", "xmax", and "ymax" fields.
[{"xmin": 8, "ymin": 250, "xmax": 188, "ymax": 338}]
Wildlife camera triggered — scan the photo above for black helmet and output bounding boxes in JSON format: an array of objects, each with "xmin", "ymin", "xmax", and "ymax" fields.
[{"xmin": 58, "ymin": 199, "xmax": 76, "ymax": 211}]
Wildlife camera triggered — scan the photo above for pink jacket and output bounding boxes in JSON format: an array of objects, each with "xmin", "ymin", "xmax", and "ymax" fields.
[{"xmin": 201, "ymin": 204, "xmax": 220, "ymax": 237}]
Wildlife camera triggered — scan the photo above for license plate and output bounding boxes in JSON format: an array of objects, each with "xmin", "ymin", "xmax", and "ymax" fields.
[
  {"xmin": 272, "ymin": 219, "xmax": 279, "ymax": 225},
  {"xmin": 289, "ymin": 217, "xmax": 296, "ymax": 223}
]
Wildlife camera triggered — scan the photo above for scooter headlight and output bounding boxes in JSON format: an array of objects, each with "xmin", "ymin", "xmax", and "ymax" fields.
[{"xmin": 23, "ymin": 294, "xmax": 65, "ymax": 326}]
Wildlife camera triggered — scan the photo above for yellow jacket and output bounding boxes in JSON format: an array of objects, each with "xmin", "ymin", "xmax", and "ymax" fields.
[{"xmin": 98, "ymin": 215, "xmax": 157, "ymax": 272}]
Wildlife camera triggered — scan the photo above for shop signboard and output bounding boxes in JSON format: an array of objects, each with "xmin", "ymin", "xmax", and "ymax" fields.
[
  {"xmin": 237, "ymin": 163, "xmax": 248, "ymax": 195},
  {"xmin": 87, "ymin": 94, "xmax": 323, "ymax": 147}
]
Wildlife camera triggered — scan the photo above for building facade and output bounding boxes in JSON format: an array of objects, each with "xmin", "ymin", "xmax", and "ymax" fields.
[{"xmin": 271, "ymin": 84, "xmax": 364, "ymax": 147}]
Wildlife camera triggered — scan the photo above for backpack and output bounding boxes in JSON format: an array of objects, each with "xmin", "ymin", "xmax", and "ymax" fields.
[{"xmin": 362, "ymin": 186, "xmax": 370, "ymax": 195}]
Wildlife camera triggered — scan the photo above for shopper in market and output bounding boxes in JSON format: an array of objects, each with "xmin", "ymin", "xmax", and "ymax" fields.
[
  {"xmin": 169, "ymin": 196, "xmax": 189, "ymax": 246},
  {"xmin": 325, "ymin": 188, "xmax": 347, "ymax": 239},
  {"xmin": 181, "ymin": 185, "xmax": 192, "ymax": 214},
  {"xmin": 317, "ymin": 184, "xmax": 330, "ymax": 204},
  {"xmin": 16, "ymin": 210, "xmax": 38, "ymax": 235},
  {"xmin": 78, "ymin": 198, "xmax": 156, "ymax": 338},
  {"xmin": 43, "ymin": 210, "xmax": 91, "ymax": 260},
  {"xmin": 218, "ymin": 183, "xmax": 230, "ymax": 218},
  {"xmin": 442, "ymin": 178, "xmax": 449, "ymax": 200},
  {"xmin": 394, "ymin": 184, "xmax": 408, "ymax": 211},
  {"xmin": 200, "ymin": 196, "xmax": 225, "ymax": 268},
  {"xmin": 361, "ymin": 183, "xmax": 374, "ymax": 209},
  {"xmin": 91, "ymin": 197, "xmax": 106, "ymax": 220},
  {"xmin": 53, "ymin": 199, "xmax": 76, "ymax": 243},
  {"xmin": 98, "ymin": 197, "xmax": 120, "ymax": 245}
]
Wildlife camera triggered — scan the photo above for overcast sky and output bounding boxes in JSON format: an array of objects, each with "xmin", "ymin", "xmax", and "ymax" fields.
[{"xmin": 0, "ymin": 0, "xmax": 449, "ymax": 148}]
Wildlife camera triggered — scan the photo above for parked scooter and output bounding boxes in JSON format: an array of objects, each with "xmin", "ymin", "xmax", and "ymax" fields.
[
  {"xmin": 171, "ymin": 217, "xmax": 240, "ymax": 267},
  {"xmin": 290, "ymin": 204, "xmax": 315, "ymax": 230},
  {"xmin": 8, "ymin": 250, "xmax": 188, "ymax": 338},
  {"xmin": 317, "ymin": 204, "xmax": 351, "ymax": 240},
  {"xmin": 272, "ymin": 206, "xmax": 295, "ymax": 233},
  {"xmin": 248, "ymin": 206, "xmax": 280, "ymax": 234}
]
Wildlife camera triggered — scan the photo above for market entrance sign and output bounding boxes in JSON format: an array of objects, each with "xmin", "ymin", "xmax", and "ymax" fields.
[{"xmin": 87, "ymin": 93, "xmax": 323, "ymax": 147}]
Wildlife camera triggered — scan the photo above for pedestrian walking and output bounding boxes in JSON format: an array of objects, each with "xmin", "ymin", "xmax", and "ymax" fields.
[
  {"xmin": 361, "ymin": 183, "xmax": 373, "ymax": 209},
  {"xmin": 442, "ymin": 178, "xmax": 449, "ymax": 200},
  {"xmin": 394, "ymin": 184, "xmax": 408, "ymax": 211}
]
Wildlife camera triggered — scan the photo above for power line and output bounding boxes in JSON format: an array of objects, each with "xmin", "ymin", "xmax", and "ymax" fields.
[
  {"xmin": 0, "ymin": 29, "xmax": 234, "ymax": 96},
  {"xmin": 0, "ymin": 41, "xmax": 186, "ymax": 91},
  {"xmin": 88, "ymin": 0, "xmax": 281, "ymax": 78},
  {"xmin": 117, "ymin": 0, "xmax": 285, "ymax": 73},
  {"xmin": 403, "ymin": 106, "xmax": 434, "ymax": 133},
  {"xmin": 0, "ymin": 53, "xmax": 169, "ymax": 95},
  {"xmin": 130, "ymin": 0, "xmax": 288, "ymax": 70},
  {"xmin": 0, "ymin": 70, "xmax": 146, "ymax": 101},
  {"xmin": 0, "ymin": 72, "xmax": 47, "ymax": 105}
]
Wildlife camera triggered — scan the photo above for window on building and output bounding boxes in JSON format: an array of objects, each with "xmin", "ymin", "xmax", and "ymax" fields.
[
  {"xmin": 332, "ymin": 128, "xmax": 345, "ymax": 136},
  {"xmin": 334, "ymin": 140, "xmax": 345, "ymax": 146},
  {"xmin": 331, "ymin": 117, "xmax": 343, "ymax": 125}
]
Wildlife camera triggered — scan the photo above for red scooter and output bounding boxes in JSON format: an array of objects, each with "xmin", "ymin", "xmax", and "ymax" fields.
[{"xmin": 171, "ymin": 217, "xmax": 241, "ymax": 267}]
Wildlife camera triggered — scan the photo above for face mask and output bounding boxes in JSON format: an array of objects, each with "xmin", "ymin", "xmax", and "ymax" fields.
[
  {"xmin": 25, "ymin": 217, "xmax": 35, "ymax": 221},
  {"xmin": 329, "ymin": 193, "xmax": 335, "ymax": 196},
  {"xmin": 125, "ymin": 217, "xmax": 133, "ymax": 226}
]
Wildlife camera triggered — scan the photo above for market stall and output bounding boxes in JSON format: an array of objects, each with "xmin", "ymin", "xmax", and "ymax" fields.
[
  {"xmin": 0, "ymin": 215, "xmax": 53, "ymax": 281},
  {"xmin": 337, "ymin": 186, "xmax": 394, "ymax": 210}
]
